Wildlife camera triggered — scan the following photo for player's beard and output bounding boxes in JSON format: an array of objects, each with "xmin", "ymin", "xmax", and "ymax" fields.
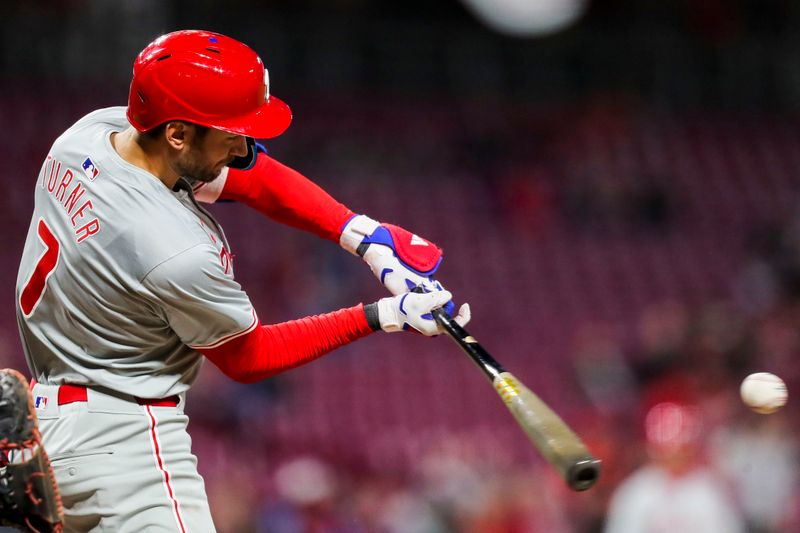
[{"xmin": 174, "ymin": 146, "xmax": 226, "ymax": 184}]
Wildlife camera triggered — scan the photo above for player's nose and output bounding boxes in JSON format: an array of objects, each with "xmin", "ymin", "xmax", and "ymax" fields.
[{"xmin": 230, "ymin": 136, "xmax": 248, "ymax": 158}]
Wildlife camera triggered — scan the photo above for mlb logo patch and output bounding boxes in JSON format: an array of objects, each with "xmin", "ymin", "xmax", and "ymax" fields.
[
  {"xmin": 82, "ymin": 157, "xmax": 100, "ymax": 181},
  {"xmin": 34, "ymin": 396, "xmax": 48, "ymax": 409}
]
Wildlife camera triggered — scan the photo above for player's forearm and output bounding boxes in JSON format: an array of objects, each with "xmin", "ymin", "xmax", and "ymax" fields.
[
  {"xmin": 221, "ymin": 155, "xmax": 354, "ymax": 242},
  {"xmin": 198, "ymin": 304, "xmax": 375, "ymax": 383}
]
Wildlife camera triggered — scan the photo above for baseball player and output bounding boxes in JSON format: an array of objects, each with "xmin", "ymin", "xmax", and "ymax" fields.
[{"xmin": 15, "ymin": 30, "xmax": 469, "ymax": 531}]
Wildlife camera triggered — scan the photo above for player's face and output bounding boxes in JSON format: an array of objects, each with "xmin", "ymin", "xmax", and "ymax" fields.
[{"xmin": 176, "ymin": 127, "xmax": 249, "ymax": 183}]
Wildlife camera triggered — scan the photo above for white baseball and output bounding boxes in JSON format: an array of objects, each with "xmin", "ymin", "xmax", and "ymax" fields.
[{"xmin": 740, "ymin": 372, "xmax": 788, "ymax": 414}]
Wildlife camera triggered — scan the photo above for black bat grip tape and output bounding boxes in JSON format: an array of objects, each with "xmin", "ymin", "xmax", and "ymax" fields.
[{"xmin": 431, "ymin": 307, "xmax": 504, "ymax": 380}]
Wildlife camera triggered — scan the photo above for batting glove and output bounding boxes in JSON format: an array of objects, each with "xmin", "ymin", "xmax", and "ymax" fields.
[
  {"xmin": 340, "ymin": 214, "xmax": 445, "ymax": 295},
  {"xmin": 365, "ymin": 290, "xmax": 471, "ymax": 336}
]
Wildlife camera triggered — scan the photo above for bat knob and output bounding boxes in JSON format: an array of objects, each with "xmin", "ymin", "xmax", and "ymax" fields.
[{"xmin": 566, "ymin": 458, "xmax": 601, "ymax": 491}]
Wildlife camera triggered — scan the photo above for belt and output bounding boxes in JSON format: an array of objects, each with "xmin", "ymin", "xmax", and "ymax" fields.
[
  {"xmin": 33, "ymin": 381, "xmax": 179, "ymax": 407},
  {"xmin": 58, "ymin": 384, "xmax": 179, "ymax": 407}
]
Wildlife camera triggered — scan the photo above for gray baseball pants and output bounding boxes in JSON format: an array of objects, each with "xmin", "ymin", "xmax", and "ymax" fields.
[{"xmin": 32, "ymin": 382, "xmax": 217, "ymax": 532}]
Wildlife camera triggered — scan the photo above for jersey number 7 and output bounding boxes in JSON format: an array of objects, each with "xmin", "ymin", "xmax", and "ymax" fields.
[{"xmin": 20, "ymin": 219, "xmax": 60, "ymax": 317}]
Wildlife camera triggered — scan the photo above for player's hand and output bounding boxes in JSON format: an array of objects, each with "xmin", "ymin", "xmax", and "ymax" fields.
[
  {"xmin": 376, "ymin": 290, "xmax": 471, "ymax": 336},
  {"xmin": 340, "ymin": 214, "xmax": 443, "ymax": 295}
]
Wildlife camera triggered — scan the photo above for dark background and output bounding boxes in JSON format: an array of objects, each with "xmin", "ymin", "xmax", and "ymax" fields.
[{"xmin": 2, "ymin": 1, "xmax": 800, "ymax": 531}]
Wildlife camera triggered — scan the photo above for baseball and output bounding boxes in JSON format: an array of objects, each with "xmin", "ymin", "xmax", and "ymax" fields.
[{"xmin": 740, "ymin": 372, "xmax": 788, "ymax": 414}]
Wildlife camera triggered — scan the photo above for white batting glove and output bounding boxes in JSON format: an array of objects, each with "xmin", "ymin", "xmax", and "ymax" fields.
[
  {"xmin": 340, "ymin": 215, "xmax": 443, "ymax": 296},
  {"xmin": 371, "ymin": 290, "xmax": 471, "ymax": 336}
]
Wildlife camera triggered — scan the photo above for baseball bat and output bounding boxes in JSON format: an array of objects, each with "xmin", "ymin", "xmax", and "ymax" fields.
[{"xmin": 432, "ymin": 307, "xmax": 601, "ymax": 491}]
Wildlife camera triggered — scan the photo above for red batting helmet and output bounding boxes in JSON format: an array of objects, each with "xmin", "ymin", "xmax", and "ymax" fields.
[{"xmin": 127, "ymin": 30, "xmax": 291, "ymax": 138}]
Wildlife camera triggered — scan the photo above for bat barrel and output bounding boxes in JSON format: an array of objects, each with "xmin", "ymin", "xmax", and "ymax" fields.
[
  {"xmin": 567, "ymin": 458, "xmax": 602, "ymax": 491},
  {"xmin": 496, "ymin": 370, "xmax": 602, "ymax": 492},
  {"xmin": 431, "ymin": 303, "xmax": 602, "ymax": 492}
]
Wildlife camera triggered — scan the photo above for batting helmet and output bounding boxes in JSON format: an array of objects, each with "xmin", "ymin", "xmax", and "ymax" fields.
[{"xmin": 127, "ymin": 30, "xmax": 291, "ymax": 138}]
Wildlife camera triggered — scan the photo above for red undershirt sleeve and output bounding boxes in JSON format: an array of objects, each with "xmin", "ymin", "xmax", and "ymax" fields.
[
  {"xmin": 197, "ymin": 304, "xmax": 374, "ymax": 384},
  {"xmin": 220, "ymin": 154, "xmax": 356, "ymax": 242}
]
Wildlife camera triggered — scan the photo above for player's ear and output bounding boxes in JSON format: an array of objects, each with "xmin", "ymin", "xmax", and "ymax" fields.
[{"xmin": 164, "ymin": 121, "xmax": 189, "ymax": 151}]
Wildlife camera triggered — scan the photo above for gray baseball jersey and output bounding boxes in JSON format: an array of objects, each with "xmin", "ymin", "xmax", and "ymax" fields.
[{"xmin": 16, "ymin": 106, "xmax": 257, "ymax": 399}]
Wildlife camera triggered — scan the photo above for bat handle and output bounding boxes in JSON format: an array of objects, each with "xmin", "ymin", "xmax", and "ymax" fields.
[
  {"xmin": 431, "ymin": 306, "xmax": 504, "ymax": 380},
  {"xmin": 431, "ymin": 306, "xmax": 459, "ymax": 333}
]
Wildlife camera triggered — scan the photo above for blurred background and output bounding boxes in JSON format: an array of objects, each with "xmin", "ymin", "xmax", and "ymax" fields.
[{"xmin": 3, "ymin": 0, "xmax": 800, "ymax": 531}]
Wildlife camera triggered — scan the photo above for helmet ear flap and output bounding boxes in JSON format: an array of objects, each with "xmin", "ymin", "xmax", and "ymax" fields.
[{"xmin": 227, "ymin": 137, "xmax": 258, "ymax": 170}]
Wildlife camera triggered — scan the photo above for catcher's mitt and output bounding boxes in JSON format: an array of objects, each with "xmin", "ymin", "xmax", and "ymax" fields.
[{"xmin": 0, "ymin": 369, "xmax": 62, "ymax": 533}]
